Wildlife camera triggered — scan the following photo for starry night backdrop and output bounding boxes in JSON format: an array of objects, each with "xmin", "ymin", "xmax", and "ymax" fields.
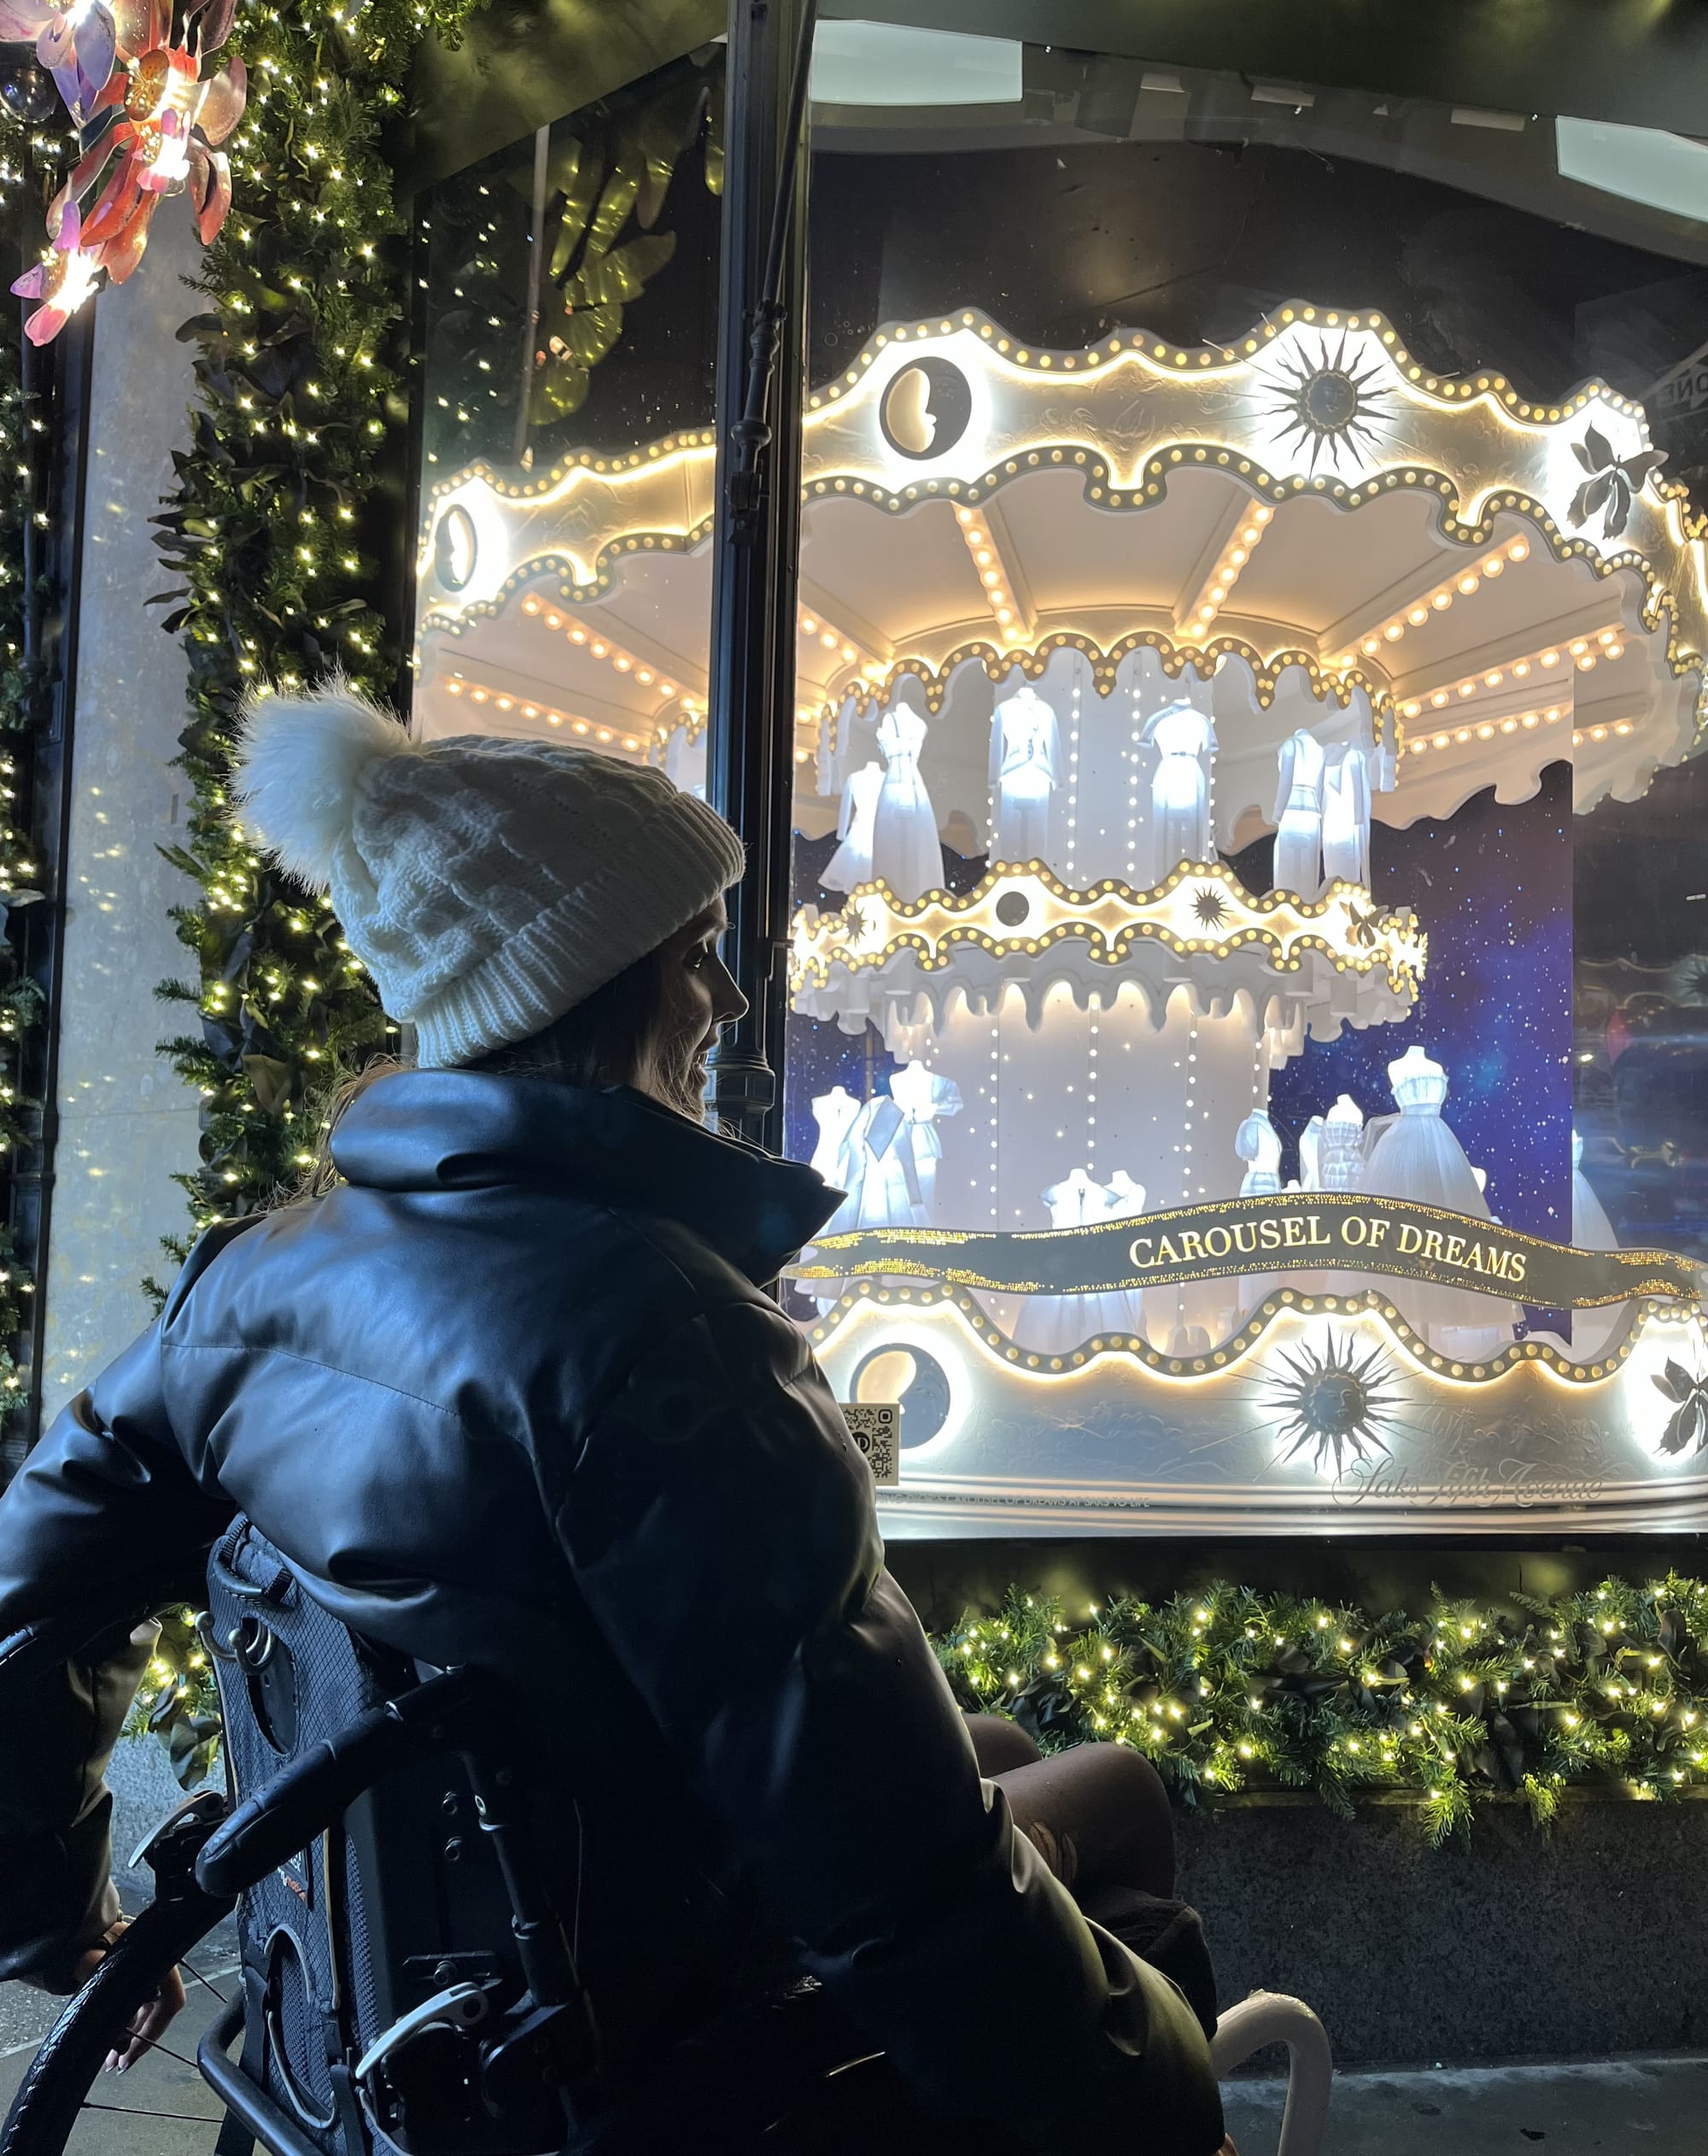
[
  {"xmin": 1252, "ymin": 760, "xmax": 1576, "ymax": 1292},
  {"xmin": 783, "ymin": 765, "xmax": 1576, "ymax": 1321}
]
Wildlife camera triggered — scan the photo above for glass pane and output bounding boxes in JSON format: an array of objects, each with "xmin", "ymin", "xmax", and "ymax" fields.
[
  {"xmin": 783, "ymin": 21, "xmax": 1708, "ymax": 1531},
  {"xmin": 412, "ymin": 48, "xmax": 724, "ymax": 787}
]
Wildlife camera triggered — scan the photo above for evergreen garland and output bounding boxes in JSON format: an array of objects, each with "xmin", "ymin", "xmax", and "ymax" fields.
[
  {"xmin": 131, "ymin": 1572, "xmax": 1708, "ymax": 1841},
  {"xmin": 0, "ymin": 92, "xmax": 71, "ymax": 1434},
  {"xmin": 935, "ymin": 1575, "xmax": 1708, "ymax": 1842},
  {"xmin": 145, "ymin": 0, "xmax": 482, "ymax": 1296}
]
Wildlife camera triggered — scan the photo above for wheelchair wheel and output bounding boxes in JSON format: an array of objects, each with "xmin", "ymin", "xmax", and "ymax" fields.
[{"xmin": 1, "ymin": 1892, "xmax": 231, "ymax": 2156}]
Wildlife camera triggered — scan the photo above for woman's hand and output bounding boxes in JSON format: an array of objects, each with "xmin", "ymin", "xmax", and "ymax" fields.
[{"xmin": 71, "ymin": 1918, "xmax": 189, "ymax": 2073}]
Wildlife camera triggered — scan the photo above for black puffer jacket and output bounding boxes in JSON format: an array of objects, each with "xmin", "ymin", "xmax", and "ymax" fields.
[{"xmin": 0, "ymin": 1074, "xmax": 1221, "ymax": 2153}]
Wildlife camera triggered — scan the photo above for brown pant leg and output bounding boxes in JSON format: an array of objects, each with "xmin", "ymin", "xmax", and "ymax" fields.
[{"xmin": 962, "ymin": 1711, "xmax": 1042, "ymax": 1777}]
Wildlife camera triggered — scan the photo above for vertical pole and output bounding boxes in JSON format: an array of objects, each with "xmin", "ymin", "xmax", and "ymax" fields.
[
  {"xmin": 706, "ymin": 0, "xmax": 810, "ymax": 1154},
  {"xmin": 512, "ymin": 125, "xmax": 551, "ymax": 469}
]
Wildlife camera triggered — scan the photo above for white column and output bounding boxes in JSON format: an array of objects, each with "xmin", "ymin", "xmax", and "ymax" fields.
[{"xmin": 42, "ymin": 216, "xmax": 202, "ymax": 1417}]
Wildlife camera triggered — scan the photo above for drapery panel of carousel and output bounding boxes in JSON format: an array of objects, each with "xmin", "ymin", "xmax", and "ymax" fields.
[{"xmin": 412, "ymin": 23, "xmax": 1708, "ymax": 1534}]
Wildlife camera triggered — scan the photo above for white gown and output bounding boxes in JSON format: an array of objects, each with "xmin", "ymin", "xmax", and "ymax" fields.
[
  {"xmin": 1015, "ymin": 1169, "xmax": 1126, "ymax": 1353},
  {"xmin": 1141, "ymin": 703, "xmax": 1216, "ymax": 882},
  {"xmin": 1321, "ymin": 743, "xmax": 1372, "ymax": 888},
  {"xmin": 1297, "ymin": 1115, "xmax": 1326, "ymax": 1192},
  {"xmin": 988, "ymin": 686, "xmax": 1063, "ymax": 867},
  {"xmin": 1361, "ymin": 1046, "xmax": 1518, "ymax": 1350},
  {"xmin": 822, "ymin": 761, "xmax": 884, "ymax": 893},
  {"xmin": 1236, "ymin": 1110, "xmax": 1284, "ymax": 1318},
  {"xmin": 870, "ymin": 706, "xmax": 943, "ymax": 903},
  {"xmin": 1100, "ymin": 1169, "xmax": 1149, "ymax": 1340},
  {"xmin": 806, "ymin": 1086, "xmax": 864, "ymax": 1310},
  {"xmin": 1272, "ymin": 729, "xmax": 1328, "ymax": 899},
  {"xmin": 889, "ymin": 1061, "xmax": 962, "ymax": 1222},
  {"xmin": 1318, "ymin": 1094, "xmax": 1365, "ymax": 1191}
]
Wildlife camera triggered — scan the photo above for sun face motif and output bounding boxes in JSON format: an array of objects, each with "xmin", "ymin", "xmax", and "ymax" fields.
[
  {"xmin": 1267, "ymin": 1330, "xmax": 1401, "ymax": 1475},
  {"xmin": 1260, "ymin": 334, "xmax": 1394, "ymax": 476},
  {"xmin": 1191, "ymin": 886, "xmax": 1228, "ymax": 929}
]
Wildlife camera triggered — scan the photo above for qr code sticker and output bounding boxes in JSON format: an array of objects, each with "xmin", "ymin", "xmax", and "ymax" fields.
[{"xmin": 840, "ymin": 1403, "xmax": 900, "ymax": 1485}]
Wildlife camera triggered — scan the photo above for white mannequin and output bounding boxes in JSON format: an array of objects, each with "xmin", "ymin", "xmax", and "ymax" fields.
[
  {"xmin": 988, "ymin": 684, "xmax": 1063, "ymax": 865},
  {"xmin": 1322, "ymin": 742, "xmax": 1372, "ymax": 888},
  {"xmin": 805, "ymin": 1085, "xmax": 864, "ymax": 1310},
  {"xmin": 663, "ymin": 722, "xmax": 707, "ymax": 800},
  {"xmin": 889, "ymin": 1061, "xmax": 962, "ymax": 1222},
  {"xmin": 1235, "ymin": 1110, "xmax": 1284, "ymax": 1319},
  {"xmin": 1016, "ymin": 1169, "xmax": 1121, "ymax": 1352},
  {"xmin": 1141, "ymin": 702, "xmax": 1216, "ymax": 882},
  {"xmin": 822, "ymin": 761, "xmax": 884, "ymax": 893},
  {"xmin": 1362, "ymin": 1046, "xmax": 1516, "ymax": 1353},
  {"xmin": 870, "ymin": 706, "xmax": 943, "ymax": 902},
  {"xmin": 1272, "ymin": 729, "xmax": 1328, "ymax": 898},
  {"xmin": 1101, "ymin": 1169, "xmax": 1149, "ymax": 1339},
  {"xmin": 845, "ymin": 1093, "xmax": 926, "ymax": 1230},
  {"xmin": 1298, "ymin": 1115, "xmax": 1326, "ymax": 1192},
  {"xmin": 1319, "ymin": 1093, "xmax": 1366, "ymax": 1191}
]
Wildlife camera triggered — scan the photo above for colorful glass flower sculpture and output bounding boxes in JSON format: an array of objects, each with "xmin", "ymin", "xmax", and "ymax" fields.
[{"xmin": 3, "ymin": 0, "xmax": 244, "ymax": 342}]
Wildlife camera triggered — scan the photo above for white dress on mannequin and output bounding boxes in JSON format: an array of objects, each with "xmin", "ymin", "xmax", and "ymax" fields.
[
  {"xmin": 1321, "ymin": 743, "xmax": 1372, "ymax": 888},
  {"xmin": 1272, "ymin": 729, "xmax": 1328, "ymax": 899},
  {"xmin": 870, "ymin": 706, "xmax": 943, "ymax": 902},
  {"xmin": 1361, "ymin": 1046, "xmax": 1517, "ymax": 1350},
  {"xmin": 806, "ymin": 1086, "xmax": 864, "ymax": 1310},
  {"xmin": 822, "ymin": 761, "xmax": 884, "ymax": 893},
  {"xmin": 988, "ymin": 685, "xmax": 1063, "ymax": 866},
  {"xmin": 845, "ymin": 1093, "xmax": 927, "ymax": 1231},
  {"xmin": 1319, "ymin": 1094, "xmax": 1366, "ymax": 1190},
  {"xmin": 889, "ymin": 1061, "xmax": 962, "ymax": 1222},
  {"xmin": 1100, "ymin": 1169, "xmax": 1149, "ymax": 1340},
  {"xmin": 1297, "ymin": 1116, "xmax": 1326, "ymax": 1192},
  {"xmin": 1141, "ymin": 703, "xmax": 1216, "ymax": 882},
  {"xmin": 1236, "ymin": 1110, "xmax": 1284, "ymax": 1317},
  {"xmin": 1015, "ymin": 1169, "xmax": 1121, "ymax": 1353}
]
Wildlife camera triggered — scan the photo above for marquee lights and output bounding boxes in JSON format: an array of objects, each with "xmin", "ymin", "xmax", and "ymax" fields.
[
  {"xmin": 954, "ymin": 503, "xmax": 1025, "ymax": 636},
  {"xmin": 1182, "ymin": 503, "xmax": 1274, "ymax": 636},
  {"xmin": 1331, "ymin": 536, "xmax": 1532, "ymax": 670},
  {"xmin": 790, "ymin": 860, "xmax": 1426, "ymax": 1003},
  {"xmin": 442, "ymin": 677, "xmax": 645, "ymax": 751}
]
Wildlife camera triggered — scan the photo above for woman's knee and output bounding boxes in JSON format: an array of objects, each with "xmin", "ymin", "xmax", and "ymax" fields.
[{"xmin": 963, "ymin": 1712, "xmax": 1042, "ymax": 1776}]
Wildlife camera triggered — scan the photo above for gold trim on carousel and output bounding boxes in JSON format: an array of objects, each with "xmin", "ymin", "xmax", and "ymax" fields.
[
  {"xmin": 789, "ymin": 859, "xmax": 1427, "ymax": 999},
  {"xmin": 806, "ymin": 1275, "xmax": 1694, "ymax": 1387}
]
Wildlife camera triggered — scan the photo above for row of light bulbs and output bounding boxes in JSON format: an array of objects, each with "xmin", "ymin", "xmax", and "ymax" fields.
[
  {"xmin": 953, "ymin": 505, "xmax": 1023, "ymax": 635},
  {"xmin": 1332, "ymin": 537, "xmax": 1532, "ymax": 669},
  {"xmin": 1187, "ymin": 503, "xmax": 1275, "ymax": 634},
  {"xmin": 1399, "ymin": 624, "xmax": 1626, "ymax": 719}
]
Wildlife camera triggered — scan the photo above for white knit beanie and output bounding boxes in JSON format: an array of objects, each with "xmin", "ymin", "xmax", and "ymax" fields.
[{"xmin": 232, "ymin": 682, "xmax": 746, "ymax": 1069}]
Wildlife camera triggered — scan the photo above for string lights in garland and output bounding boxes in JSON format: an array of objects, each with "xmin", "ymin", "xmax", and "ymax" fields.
[
  {"xmin": 129, "ymin": 1571, "xmax": 1708, "ymax": 1842},
  {"xmin": 934, "ymin": 1573, "xmax": 1708, "ymax": 1843},
  {"xmin": 0, "ymin": 82, "xmax": 70, "ymax": 1443},
  {"xmin": 145, "ymin": 0, "xmax": 483, "ymax": 1298}
]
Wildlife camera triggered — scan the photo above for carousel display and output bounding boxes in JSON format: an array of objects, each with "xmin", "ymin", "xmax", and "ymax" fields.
[{"xmin": 412, "ymin": 303, "xmax": 1708, "ymax": 1534}]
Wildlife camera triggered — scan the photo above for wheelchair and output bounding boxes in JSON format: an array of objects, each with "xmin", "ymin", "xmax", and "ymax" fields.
[{"xmin": 1, "ymin": 1520, "xmax": 1332, "ymax": 2156}]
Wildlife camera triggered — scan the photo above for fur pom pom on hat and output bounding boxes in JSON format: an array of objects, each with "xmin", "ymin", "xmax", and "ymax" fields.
[{"xmin": 233, "ymin": 681, "xmax": 745, "ymax": 1069}]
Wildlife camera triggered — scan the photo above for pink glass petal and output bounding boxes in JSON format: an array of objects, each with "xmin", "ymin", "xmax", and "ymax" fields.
[
  {"xmin": 9, "ymin": 267, "xmax": 46, "ymax": 298},
  {"xmin": 195, "ymin": 53, "xmax": 244, "ymax": 144},
  {"xmin": 194, "ymin": 145, "xmax": 229, "ymax": 243},
  {"xmin": 24, "ymin": 302, "xmax": 69, "ymax": 346}
]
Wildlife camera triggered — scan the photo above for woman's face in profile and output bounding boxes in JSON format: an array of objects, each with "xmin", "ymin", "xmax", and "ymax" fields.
[{"xmin": 640, "ymin": 899, "xmax": 746, "ymax": 1122}]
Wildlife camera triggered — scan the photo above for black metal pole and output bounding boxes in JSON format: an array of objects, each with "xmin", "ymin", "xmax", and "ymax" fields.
[{"xmin": 706, "ymin": 0, "xmax": 812, "ymax": 1154}]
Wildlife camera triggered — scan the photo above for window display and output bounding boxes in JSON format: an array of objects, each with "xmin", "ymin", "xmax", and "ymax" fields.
[{"xmin": 412, "ymin": 30, "xmax": 1708, "ymax": 1535}]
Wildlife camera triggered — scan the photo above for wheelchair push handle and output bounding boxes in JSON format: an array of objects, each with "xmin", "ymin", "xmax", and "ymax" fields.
[{"xmin": 195, "ymin": 1667, "xmax": 479, "ymax": 1898}]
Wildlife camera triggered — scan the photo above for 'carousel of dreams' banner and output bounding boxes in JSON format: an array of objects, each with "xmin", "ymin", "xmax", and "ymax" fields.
[{"xmin": 792, "ymin": 1192, "xmax": 1705, "ymax": 1309}]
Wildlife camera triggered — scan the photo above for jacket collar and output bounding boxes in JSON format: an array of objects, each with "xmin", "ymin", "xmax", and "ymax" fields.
[{"xmin": 330, "ymin": 1069, "xmax": 841, "ymax": 1286}]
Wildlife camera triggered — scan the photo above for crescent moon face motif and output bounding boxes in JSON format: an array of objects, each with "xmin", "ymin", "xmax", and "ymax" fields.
[
  {"xmin": 434, "ymin": 504, "xmax": 478, "ymax": 591},
  {"xmin": 878, "ymin": 357, "xmax": 973, "ymax": 463}
]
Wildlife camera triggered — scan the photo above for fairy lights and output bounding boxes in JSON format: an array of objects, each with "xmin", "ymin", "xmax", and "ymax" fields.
[
  {"xmin": 1180, "ymin": 502, "xmax": 1275, "ymax": 638},
  {"xmin": 954, "ymin": 502, "xmax": 1024, "ymax": 637},
  {"xmin": 1330, "ymin": 536, "xmax": 1533, "ymax": 669}
]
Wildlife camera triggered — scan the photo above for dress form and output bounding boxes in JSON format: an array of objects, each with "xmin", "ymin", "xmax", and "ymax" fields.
[
  {"xmin": 1321, "ymin": 742, "xmax": 1372, "ymax": 888},
  {"xmin": 806, "ymin": 1086, "xmax": 863, "ymax": 1309},
  {"xmin": 988, "ymin": 685, "xmax": 1064, "ymax": 866},
  {"xmin": 1235, "ymin": 1110, "xmax": 1283, "ymax": 1318},
  {"xmin": 870, "ymin": 706, "xmax": 944, "ymax": 902},
  {"xmin": 1140, "ymin": 703, "xmax": 1215, "ymax": 883},
  {"xmin": 1362, "ymin": 1046, "xmax": 1517, "ymax": 1353},
  {"xmin": 1101, "ymin": 1169, "xmax": 1149, "ymax": 1339},
  {"xmin": 1272, "ymin": 729, "xmax": 1328, "ymax": 899},
  {"xmin": 1015, "ymin": 1169, "xmax": 1120, "ymax": 1352},
  {"xmin": 822, "ymin": 762, "xmax": 884, "ymax": 893},
  {"xmin": 889, "ymin": 1061, "xmax": 963, "ymax": 1222}
]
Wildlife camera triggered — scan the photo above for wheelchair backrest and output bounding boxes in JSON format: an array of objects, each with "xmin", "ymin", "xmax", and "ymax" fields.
[{"xmin": 206, "ymin": 1518, "xmax": 522, "ymax": 2154}]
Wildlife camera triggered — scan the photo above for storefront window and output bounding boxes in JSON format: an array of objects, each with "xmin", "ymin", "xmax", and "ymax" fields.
[
  {"xmin": 781, "ymin": 21, "xmax": 1708, "ymax": 1532},
  {"xmin": 412, "ymin": 44, "xmax": 724, "ymax": 782}
]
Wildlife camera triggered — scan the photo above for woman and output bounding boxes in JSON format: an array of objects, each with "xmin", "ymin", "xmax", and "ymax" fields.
[{"xmin": 0, "ymin": 687, "xmax": 1225, "ymax": 2154}]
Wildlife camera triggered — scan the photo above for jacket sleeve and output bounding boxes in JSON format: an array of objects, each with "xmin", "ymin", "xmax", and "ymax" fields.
[
  {"xmin": 549, "ymin": 1296, "xmax": 1223, "ymax": 2155},
  {"xmin": 0, "ymin": 1320, "xmax": 232, "ymax": 1989}
]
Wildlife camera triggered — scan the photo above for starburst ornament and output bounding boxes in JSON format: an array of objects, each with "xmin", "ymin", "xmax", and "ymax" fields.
[
  {"xmin": 1260, "ymin": 334, "xmax": 1393, "ymax": 476},
  {"xmin": 1267, "ymin": 1328, "xmax": 1401, "ymax": 1475},
  {"xmin": 1191, "ymin": 886, "xmax": 1228, "ymax": 929}
]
